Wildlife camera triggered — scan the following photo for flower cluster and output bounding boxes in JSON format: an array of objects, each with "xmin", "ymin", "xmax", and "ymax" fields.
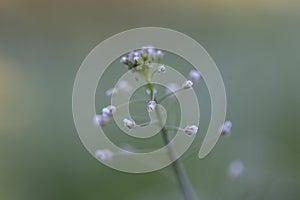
[
  {"xmin": 94, "ymin": 45, "xmax": 232, "ymax": 160},
  {"xmin": 120, "ymin": 46, "xmax": 164, "ymax": 70}
]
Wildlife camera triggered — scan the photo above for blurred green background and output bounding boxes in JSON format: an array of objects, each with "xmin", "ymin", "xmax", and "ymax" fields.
[{"xmin": 0, "ymin": 0, "xmax": 299, "ymax": 199}]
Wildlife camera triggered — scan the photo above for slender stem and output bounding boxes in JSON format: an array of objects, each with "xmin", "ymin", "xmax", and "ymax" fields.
[
  {"xmin": 157, "ymin": 88, "xmax": 184, "ymax": 103},
  {"xmin": 164, "ymin": 125, "xmax": 185, "ymax": 132},
  {"xmin": 160, "ymin": 127, "xmax": 199, "ymax": 200},
  {"xmin": 149, "ymin": 84, "xmax": 198, "ymax": 200}
]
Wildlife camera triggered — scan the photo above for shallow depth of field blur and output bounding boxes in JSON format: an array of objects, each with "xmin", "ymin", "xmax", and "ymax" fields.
[{"xmin": 0, "ymin": 0, "xmax": 299, "ymax": 200}]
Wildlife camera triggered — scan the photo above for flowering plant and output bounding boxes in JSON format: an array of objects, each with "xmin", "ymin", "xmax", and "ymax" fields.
[{"xmin": 93, "ymin": 46, "xmax": 232, "ymax": 200}]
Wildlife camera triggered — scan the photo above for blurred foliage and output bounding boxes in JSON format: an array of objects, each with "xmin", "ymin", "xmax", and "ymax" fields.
[{"xmin": 0, "ymin": 0, "xmax": 299, "ymax": 200}]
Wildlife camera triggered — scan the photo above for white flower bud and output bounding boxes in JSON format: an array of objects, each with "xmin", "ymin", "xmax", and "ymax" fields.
[
  {"xmin": 184, "ymin": 125, "xmax": 198, "ymax": 136},
  {"xmin": 95, "ymin": 149, "xmax": 113, "ymax": 161},
  {"xmin": 182, "ymin": 80, "xmax": 193, "ymax": 89},
  {"xmin": 156, "ymin": 50, "xmax": 164, "ymax": 58},
  {"xmin": 157, "ymin": 65, "xmax": 166, "ymax": 73},
  {"xmin": 120, "ymin": 56, "xmax": 128, "ymax": 64},
  {"xmin": 123, "ymin": 118, "xmax": 136, "ymax": 129},
  {"xmin": 147, "ymin": 100, "xmax": 157, "ymax": 112},
  {"xmin": 102, "ymin": 105, "xmax": 116, "ymax": 116},
  {"xmin": 228, "ymin": 160, "xmax": 244, "ymax": 178},
  {"xmin": 93, "ymin": 115, "xmax": 110, "ymax": 126},
  {"xmin": 133, "ymin": 56, "xmax": 139, "ymax": 63},
  {"xmin": 102, "ymin": 107, "xmax": 110, "ymax": 116},
  {"xmin": 189, "ymin": 70, "xmax": 201, "ymax": 83},
  {"xmin": 221, "ymin": 121, "xmax": 232, "ymax": 136}
]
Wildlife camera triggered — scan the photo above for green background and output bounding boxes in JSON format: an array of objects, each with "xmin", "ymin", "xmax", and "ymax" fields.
[{"xmin": 0, "ymin": 0, "xmax": 299, "ymax": 199}]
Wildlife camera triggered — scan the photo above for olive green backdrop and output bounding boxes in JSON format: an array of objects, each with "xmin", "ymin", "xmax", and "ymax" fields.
[{"xmin": 0, "ymin": 0, "xmax": 299, "ymax": 199}]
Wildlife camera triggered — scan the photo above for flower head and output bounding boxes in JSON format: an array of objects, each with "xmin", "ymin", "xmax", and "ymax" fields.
[
  {"xmin": 221, "ymin": 121, "xmax": 232, "ymax": 136},
  {"xmin": 228, "ymin": 160, "xmax": 244, "ymax": 178},
  {"xmin": 93, "ymin": 115, "xmax": 110, "ymax": 126},
  {"xmin": 182, "ymin": 80, "xmax": 193, "ymax": 89},
  {"xmin": 184, "ymin": 125, "xmax": 198, "ymax": 136},
  {"xmin": 147, "ymin": 100, "xmax": 157, "ymax": 112},
  {"xmin": 123, "ymin": 118, "xmax": 136, "ymax": 129},
  {"xmin": 189, "ymin": 70, "xmax": 201, "ymax": 83},
  {"xmin": 95, "ymin": 149, "xmax": 113, "ymax": 161},
  {"xmin": 102, "ymin": 105, "xmax": 116, "ymax": 116},
  {"xmin": 120, "ymin": 56, "xmax": 128, "ymax": 64},
  {"xmin": 120, "ymin": 46, "xmax": 164, "ymax": 70},
  {"xmin": 158, "ymin": 65, "xmax": 166, "ymax": 73}
]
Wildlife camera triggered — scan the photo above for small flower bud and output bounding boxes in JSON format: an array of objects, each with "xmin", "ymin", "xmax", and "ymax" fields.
[
  {"xmin": 157, "ymin": 65, "xmax": 166, "ymax": 73},
  {"xmin": 123, "ymin": 118, "xmax": 136, "ymax": 129},
  {"xmin": 102, "ymin": 105, "xmax": 116, "ymax": 116},
  {"xmin": 120, "ymin": 56, "xmax": 128, "ymax": 64},
  {"xmin": 93, "ymin": 115, "xmax": 110, "ymax": 126},
  {"xmin": 133, "ymin": 56, "xmax": 139, "ymax": 63},
  {"xmin": 228, "ymin": 160, "xmax": 244, "ymax": 178},
  {"xmin": 184, "ymin": 125, "xmax": 198, "ymax": 136},
  {"xmin": 221, "ymin": 121, "xmax": 232, "ymax": 136},
  {"xmin": 156, "ymin": 50, "xmax": 164, "ymax": 57},
  {"xmin": 147, "ymin": 100, "xmax": 157, "ymax": 112},
  {"xmin": 189, "ymin": 70, "xmax": 201, "ymax": 83},
  {"xmin": 182, "ymin": 80, "xmax": 193, "ymax": 89},
  {"xmin": 95, "ymin": 149, "xmax": 113, "ymax": 161}
]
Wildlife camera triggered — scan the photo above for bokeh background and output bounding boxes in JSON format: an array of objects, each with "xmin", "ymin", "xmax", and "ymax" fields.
[{"xmin": 0, "ymin": 0, "xmax": 299, "ymax": 199}]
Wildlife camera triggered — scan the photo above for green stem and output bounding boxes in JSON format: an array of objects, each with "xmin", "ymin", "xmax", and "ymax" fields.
[
  {"xmin": 160, "ymin": 127, "xmax": 199, "ymax": 200},
  {"xmin": 157, "ymin": 88, "xmax": 184, "ymax": 103},
  {"xmin": 148, "ymin": 84, "xmax": 198, "ymax": 200}
]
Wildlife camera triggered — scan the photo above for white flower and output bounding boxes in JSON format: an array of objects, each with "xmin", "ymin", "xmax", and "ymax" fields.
[
  {"xmin": 123, "ymin": 118, "xmax": 136, "ymax": 129},
  {"xmin": 147, "ymin": 101, "xmax": 157, "ymax": 112},
  {"xmin": 133, "ymin": 56, "xmax": 139, "ymax": 63},
  {"xmin": 102, "ymin": 105, "xmax": 116, "ymax": 116},
  {"xmin": 93, "ymin": 115, "xmax": 110, "ymax": 126},
  {"xmin": 120, "ymin": 56, "xmax": 128, "ymax": 64},
  {"xmin": 189, "ymin": 70, "xmax": 201, "ymax": 83},
  {"xmin": 184, "ymin": 125, "xmax": 198, "ymax": 136},
  {"xmin": 182, "ymin": 80, "xmax": 193, "ymax": 89},
  {"xmin": 157, "ymin": 65, "xmax": 166, "ymax": 73},
  {"xmin": 95, "ymin": 149, "xmax": 113, "ymax": 161},
  {"xmin": 228, "ymin": 160, "xmax": 244, "ymax": 178},
  {"xmin": 221, "ymin": 121, "xmax": 232, "ymax": 136},
  {"xmin": 156, "ymin": 50, "xmax": 164, "ymax": 57}
]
